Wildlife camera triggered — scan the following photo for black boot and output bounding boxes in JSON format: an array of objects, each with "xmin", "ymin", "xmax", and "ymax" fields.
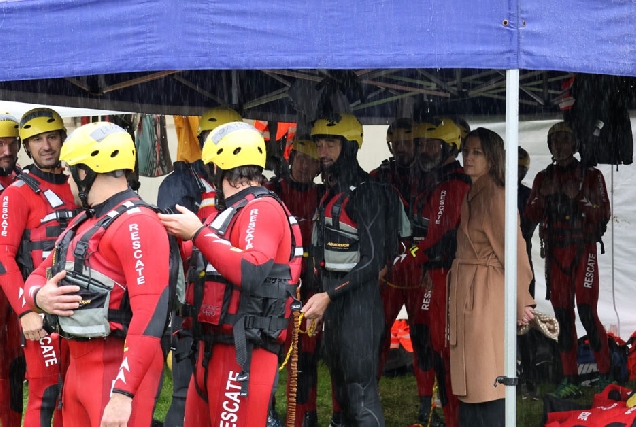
[
  {"xmin": 329, "ymin": 412, "xmax": 346, "ymax": 427},
  {"xmin": 302, "ymin": 411, "xmax": 318, "ymax": 427},
  {"xmin": 418, "ymin": 396, "xmax": 445, "ymax": 427},
  {"xmin": 418, "ymin": 396, "xmax": 433, "ymax": 422}
]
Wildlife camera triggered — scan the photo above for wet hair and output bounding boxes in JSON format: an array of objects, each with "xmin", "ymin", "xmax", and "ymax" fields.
[
  {"xmin": 223, "ymin": 165, "xmax": 266, "ymax": 187},
  {"xmin": 465, "ymin": 127, "xmax": 506, "ymax": 187}
]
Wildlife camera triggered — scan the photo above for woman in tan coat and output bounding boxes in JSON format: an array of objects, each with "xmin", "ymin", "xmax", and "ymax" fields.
[{"xmin": 448, "ymin": 127, "xmax": 536, "ymax": 427}]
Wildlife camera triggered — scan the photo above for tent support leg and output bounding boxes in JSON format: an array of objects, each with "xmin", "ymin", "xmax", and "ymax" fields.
[{"xmin": 504, "ymin": 69, "xmax": 520, "ymax": 427}]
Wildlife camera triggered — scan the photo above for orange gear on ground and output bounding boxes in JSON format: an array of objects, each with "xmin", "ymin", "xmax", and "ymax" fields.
[{"xmin": 390, "ymin": 319, "xmax": 413, "ymax": 352}]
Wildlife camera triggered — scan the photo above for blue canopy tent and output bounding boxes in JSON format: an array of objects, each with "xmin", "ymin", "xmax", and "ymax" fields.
[
  {"xmin": 1, "ymin": 1, "xmax": 634, "ymax": 79},
  {"xmin": 0, "ymin": 1, "xmax": 634, "ymax": 120},
  {"xmin": 1, "ymin": 1, "xmax": 635, "ymax": 424}
]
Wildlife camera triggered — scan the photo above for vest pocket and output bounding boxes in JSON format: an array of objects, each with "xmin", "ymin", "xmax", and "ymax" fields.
[
  {"xmin": 197, "ymin": 277, "xmax": 227, "ymax": 326},
  {"xmin": 323, "ymin": 228, "xmax": 360, "ymax": 272},
  {"xmin": 57, "ymin": 270, "xmax": 113, "ymax": 338}
]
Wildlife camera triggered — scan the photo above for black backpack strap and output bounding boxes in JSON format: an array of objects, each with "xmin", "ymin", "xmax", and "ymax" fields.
[
  {"xmin": 51, "ymin": 211, "xmax": 91, "ymax": 275},
  {"xmin": 330, "ymin": 189, "xmax": 353, "ymax": 232},
  {"xmin": 17, "ymin": 173, "xmax": 41, "ymax": 194},
  {"xmin": 72, "ymin": 201, "xmax": 139, "ymax": 272}
]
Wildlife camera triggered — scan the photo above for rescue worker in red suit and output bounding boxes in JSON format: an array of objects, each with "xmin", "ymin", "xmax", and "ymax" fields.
[
  {"xmin": 159, "ymin": 122, "xmax": 302, "ymax": 427},
  {"xmin": 265, "ymin": 138, "xmax": 323, "ymax": 427},
  {"xmin": 371, "ymin": 118, "xmax": 440, "ymax": 426},
  {"xmin": 0, "ymin": 113, "xmax": 26, "ymax": 427},
  {"xmin": 303, "ymin": 113, "xmax": 387, "ymax": 427},
  {"xmin": 156, "ymin": 107, "xmax": 242, "ymax": 427},
  {"xmin": 525, "ymin": 122, "xmax": 611, "ymax": 398},
  {"xmin": 394, "ymin": 119, "xmax": 469, "ymax": 427},
  {"xmin": 0, "ymin": 108, "xmax": 77, "ymax": 427},
  {"xmin": 516, "ymin": 147, "xmax": 540, "ymax": 400},
  {"xmin": 24, "ymin": 121, "xmax": 171, "ymax": 427}
]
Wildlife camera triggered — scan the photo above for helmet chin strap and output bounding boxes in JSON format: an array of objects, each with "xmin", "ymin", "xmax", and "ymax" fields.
[
  {"xmin": 24, "ymin": 145, "xmax": 61, "ymax": 172},
  {"xmin": 69, "ymin": 165, "xmax": 98, "ymax": 209},
  {"xmin": 210, "ymin": 164, "xmax": 227, "ymax": 211}
]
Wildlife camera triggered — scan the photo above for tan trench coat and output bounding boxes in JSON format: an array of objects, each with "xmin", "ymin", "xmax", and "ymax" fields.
[{"xmin": 447, "ymin": 174, "xmax": 535, "ymax": 403}]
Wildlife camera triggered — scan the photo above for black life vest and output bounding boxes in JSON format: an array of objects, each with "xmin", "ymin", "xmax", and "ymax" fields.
[
  {"xmin": 313, "ymin": 185, "xmax": 361, "ymax": 272},
  {"xmin": 50, "ymin": 199, "xmax": 180, "ymax": 339},
  {"xmin": 313, "ymin": 181, "xmax": 410, "ymax": 273},
  {"xmin": 186, "ymin": 186, "xmax": 302, "ymax": 395},
  {"xmin": 16, "ymin": 173, "xmax": 80, "ymax": 280}
]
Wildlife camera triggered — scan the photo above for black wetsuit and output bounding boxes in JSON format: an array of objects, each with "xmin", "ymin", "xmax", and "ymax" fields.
[{"xmin": 312, "ymin": 166, "xmax": 387, "ymax": 427}]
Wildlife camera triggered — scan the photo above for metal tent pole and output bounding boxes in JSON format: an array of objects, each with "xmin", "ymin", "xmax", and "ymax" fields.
[{"xmin": 504, "ymin": 69, "xmax": 520, "ymax": 426}]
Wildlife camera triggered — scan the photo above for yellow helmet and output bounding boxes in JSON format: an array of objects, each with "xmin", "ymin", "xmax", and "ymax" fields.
[
  {"xmin": 412, "ymin": 118, "xmax": 462, "ymax": 150},
  {"xmin": 548, "ymin": 121, "xmax": 573, "ymax": 137},
  {"xmin": 198, "ymin": 107, "xmax": 242, "ymax": 135},
  {"xmin": 292, "ymin": 138, "xmax": 319, "ymax": 161},
  {"xmin": 519, "ymin": 147, "xmax": 530, "ymax": 169},
  {"xmin": 411, "ymin": 122, "xmax": 437, "ymax": 140},
  {"xmin": 60, "ymin": 122, "xmax": 136, "ymax": 172},
  {"xmin": 311, "ymin": 113, "xmax": 363, "ymax": 148},
  {"xmin": 0, "ymin": 114, "xmax": 19, "ymax": 139},
  {"xmin": 19, "ymin": 108, "xmax": 65, "ymax": 141},
  {"xmin": 440, "ymin": 116, "xmax": 470, "ymax": 141},
  {"xmin": 202, "ymin": 122, "xmax": 266, "ymax": 170},
  {"xmin": 547, "ymin": 121, "xmax": 577, "ymax": 152}
]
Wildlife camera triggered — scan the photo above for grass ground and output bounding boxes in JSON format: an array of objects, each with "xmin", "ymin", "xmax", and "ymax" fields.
[
  {"xmin": 23, "ymin": 364, "xmax": 630, "ymax": 426},
  {"xmin": 151, "ymin": 362, "xmax": 606, "ymax": 427}
]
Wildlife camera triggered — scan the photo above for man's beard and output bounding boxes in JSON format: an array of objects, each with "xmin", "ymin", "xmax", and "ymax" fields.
[
  {"xmin": 418, "ymin": 154, "xmax": 440, "ymax": 172},
  {"xmin": 0, "ymin": 157, "xmax": 16, "ymax": 176}
]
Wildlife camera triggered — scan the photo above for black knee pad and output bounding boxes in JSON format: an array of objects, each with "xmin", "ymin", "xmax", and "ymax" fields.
[
  {"xmin": 578, "ymin": 304, "xmax": 602, "ymax": 351},
  {"xmin": 41, "ymin": 383, "xmax": 60, "ymax": 424},
  {"xmin": 410, "ymin": 324, "xmax": 433, "ymax": 371},
  {"xmin": 9, "ymin": 355, "xmax": 25, "ymax": 412},
  {"xmin": 554, "ymin": 308, "xmax": 575, "ymax": 353}
]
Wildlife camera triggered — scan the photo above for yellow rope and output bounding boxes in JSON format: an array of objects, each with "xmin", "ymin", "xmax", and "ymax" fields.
[
  {"xmin": 426, "ymin": 376, "xmax": 439, "ymax": 427},
  {"xmin": 285, "ymin": 308, "xmax": 301, "ymax": 427},
  {"xmin": 279, "ymin": 313, "xmax": 318, "ymax": 371}
]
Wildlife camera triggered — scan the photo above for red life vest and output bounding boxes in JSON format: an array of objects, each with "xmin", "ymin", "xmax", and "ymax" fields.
[
  {"xmin": 16, "ymin": 173, "xmax": 79, "ymax": 279},
  {"xmin": 187, "ymin": 187, "xmax": 302, "ymax": 349},
  {"xmin": 186, "ymin": 187, "xmax": 302, "ymax": 396}
]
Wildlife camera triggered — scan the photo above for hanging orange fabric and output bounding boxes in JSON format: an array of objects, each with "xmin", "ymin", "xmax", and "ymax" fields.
[
  {"xmin": 255, "ymin": 120, "xmax": 297, "ymax": 141},
  {"xmin": 390, "ymin": 319, "xmax": 413, "ymax": 352},
  {"xmin": 174, "ymin": 116, "xmax": 201, "ymax": 163}
]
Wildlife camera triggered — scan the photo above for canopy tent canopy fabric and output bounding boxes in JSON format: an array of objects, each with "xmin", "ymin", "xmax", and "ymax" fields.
[{"xmin": 0, "ymin": 0, "xmax": 634, "ymax": 118}]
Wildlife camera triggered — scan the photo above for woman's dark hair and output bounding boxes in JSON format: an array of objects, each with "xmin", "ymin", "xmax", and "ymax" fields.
[{"xmin": 465, "ymin": 127, "xmax": 506, "ymax": 187}]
